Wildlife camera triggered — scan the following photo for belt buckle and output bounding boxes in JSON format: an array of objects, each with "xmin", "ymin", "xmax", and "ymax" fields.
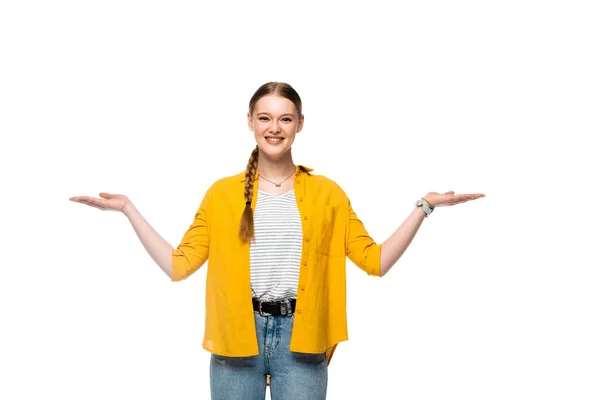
[{"xmin": 258, "ymin": 301, "xmax": 272, "ymax": 317}]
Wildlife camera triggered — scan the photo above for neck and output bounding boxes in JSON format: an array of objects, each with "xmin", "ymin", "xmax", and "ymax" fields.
[{"xmin": 256, "ymin": 150, "xmax": 296, "ymax": 180}]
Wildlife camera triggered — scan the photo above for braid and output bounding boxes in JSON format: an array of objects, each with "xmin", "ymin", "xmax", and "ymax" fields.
[{"xmin": 238, "ymin": 145, "xmax": 259, "ymax": 243}]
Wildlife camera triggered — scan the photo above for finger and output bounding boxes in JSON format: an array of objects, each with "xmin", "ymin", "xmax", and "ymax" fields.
[
  {"xmin": 80, "ymin": 197, "xmax": 107, "ymax": 208},
  {"xmin": 455, "ymin": 194, "xmax": 483, "ymax": 201},
  {"xmin": 468, "ymin": 194, "xmax": 485, "ymax": 200},
  {"xmin": 70, "ymin": 197, "xmax": 89, "ymax": 204},
  {"xmin": 81, "ymin": 202, "xmax": 105, "ymax": 210},
  {"xmin": 70, "ymin": 196, "xmax": 91, "ymax": 202},
  {"xmin": 70, "ymin": 196, "xmax": 106, "ymax": 210},
  {"xmin": 77, "ymin": 196, "xmax": 94, "ymax": 203},
  {"xmin": 80, "ymin": 200, "xmax": 106, "ymax": 210}
]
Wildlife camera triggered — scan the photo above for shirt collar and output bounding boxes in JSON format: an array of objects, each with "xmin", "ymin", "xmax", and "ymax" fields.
[{"xmin": 238, "ymin": 164, "xmax": 313, "ymax": 182}]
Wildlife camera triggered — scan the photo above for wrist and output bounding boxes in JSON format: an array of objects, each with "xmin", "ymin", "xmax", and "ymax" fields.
[
  {"xmin": 422, "ymin": 197, "xmax": 434, "ymax": 208},
  {"xmin": 122, "ymin": 201, "xmax": 137, "ymax": 217},
  {"xmin": 415, "ymin": 198, "xmax": 434, "ymax": 217}
]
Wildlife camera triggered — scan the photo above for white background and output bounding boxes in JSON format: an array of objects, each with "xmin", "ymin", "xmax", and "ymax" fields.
[{"xmin": 1, "ymin": 0, "xmax": 599, "ymax": 399}]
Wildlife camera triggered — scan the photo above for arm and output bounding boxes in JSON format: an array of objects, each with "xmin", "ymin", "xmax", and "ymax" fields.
[
  {"xmin": 123, "ymin": 191, "xmax": 210, "ymax": 281},
  {"xmin": 380, "ymin": 191, "xmax": 485, "ymax": 277},
  {"xmin": 70, "ymin": 190, "xmax": 209, "ymax": 280},
  {"xmin": 170, "ymin": 192, "xmax": 211, "ymax": 281},
  {"xmin": 380, "ymin": 206, "xmax": 427, "ymax": 277},
  {"xmin": 123, "ymin": 202, "xmax": 174, "ymax": 279},
  {"xmin": 345, "ymin": 199, "xmax": 383, "ymax": 277}
]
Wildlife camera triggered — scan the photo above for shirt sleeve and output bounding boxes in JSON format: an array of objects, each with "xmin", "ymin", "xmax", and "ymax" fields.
[
  {"xmin": 171, "ymin": 190, "xmax": 210, "ymax": 282},
  {"xmin": 345, "ymin": 198, "xmax": 382, "ymax": 277}
]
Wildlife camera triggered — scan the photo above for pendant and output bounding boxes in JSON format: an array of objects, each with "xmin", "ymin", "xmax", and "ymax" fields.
[{"xmin": 275, "ymin": 184, "xmax": 281, "ymax": 187}]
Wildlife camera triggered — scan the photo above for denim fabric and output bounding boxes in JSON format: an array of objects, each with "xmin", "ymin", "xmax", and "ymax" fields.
[{"xmin": 209, "ymin": 299, "xmax": 328, "ymax": 400}]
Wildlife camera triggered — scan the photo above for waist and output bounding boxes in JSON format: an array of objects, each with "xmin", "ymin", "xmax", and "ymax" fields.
[{"xmin": 252, "ymin": 297, "xmax": 296, "ymax": 316}]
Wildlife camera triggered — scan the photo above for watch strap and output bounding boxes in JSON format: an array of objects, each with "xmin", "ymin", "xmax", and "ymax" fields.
[{"xmin": 415, "ymin": 199, "xmax": 434, "ymax": 217}]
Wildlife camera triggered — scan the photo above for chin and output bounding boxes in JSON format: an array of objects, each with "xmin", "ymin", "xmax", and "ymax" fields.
[{"xmin": 259, "ymin": 146, "xmax": 290, "ymax": 158}]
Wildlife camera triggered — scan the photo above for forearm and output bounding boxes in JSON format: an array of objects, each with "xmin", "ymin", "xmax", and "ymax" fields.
[
  {"xmin": 122, "ymin": 202, "xmax": 174, "ymax": 279},
  {"xmin": 380, "ymin": 205, "xmax": 427, "ymax": 277}
]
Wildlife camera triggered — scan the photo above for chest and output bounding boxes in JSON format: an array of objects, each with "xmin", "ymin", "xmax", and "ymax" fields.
[{"xmin": 258, "ymin": 180, "xmax": 294, "ymax": 195}]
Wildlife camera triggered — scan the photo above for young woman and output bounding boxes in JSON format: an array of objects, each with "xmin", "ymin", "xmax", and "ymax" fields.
[{"xmin": 69, "ymin": 81, "xmax": 485, "ymax": 400}]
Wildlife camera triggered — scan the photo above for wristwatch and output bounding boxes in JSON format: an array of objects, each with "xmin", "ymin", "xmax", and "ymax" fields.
[{"xmin": 415, "ymin": 198, "xmax": 434, "ymax": 217}]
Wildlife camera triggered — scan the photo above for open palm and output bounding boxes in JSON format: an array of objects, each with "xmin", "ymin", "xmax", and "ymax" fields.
[
  {"xmin": 69, "ymin": 192, "xmax": 131, "ymax": 212},
  {"xmin": 423, "ymin": 191, "xmax": 485, "ymax": 208}
]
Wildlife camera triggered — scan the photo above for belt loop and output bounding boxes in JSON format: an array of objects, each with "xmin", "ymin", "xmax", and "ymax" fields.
[
  {"xmin": 280, "ymin": 299, "xmax": 287, "ymax": 316},
  {"xmin": 285, "ymin": 298, "xmax": 292, "ymax": 316}
]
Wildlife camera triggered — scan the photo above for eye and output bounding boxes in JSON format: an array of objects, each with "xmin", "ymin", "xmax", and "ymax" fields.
[
  {"xmin": 259, "ymin": 117, "xmax": 269, "ymax": 121},
  {"xmin": 282, "ymin": 117, "xmax": 292, "ymax": 122}
]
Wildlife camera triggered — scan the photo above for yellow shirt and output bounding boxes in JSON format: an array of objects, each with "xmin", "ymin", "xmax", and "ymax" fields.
[{"xmin": 171, "ymin": 164, "xmax": 382, "ymax": 365}]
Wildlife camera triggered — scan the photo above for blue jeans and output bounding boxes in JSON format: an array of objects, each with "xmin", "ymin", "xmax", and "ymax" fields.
[{"xmin": 209, "ymin": 299, "xmax": 328, "ymax": 400}]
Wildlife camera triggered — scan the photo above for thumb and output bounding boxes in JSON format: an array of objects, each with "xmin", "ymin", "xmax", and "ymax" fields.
[
  {"xmin": 99, "ymin": 192, "xmax": 112, "ymax": 199},
  {"xmin": 445, "ymin": 191, "xmax": 455, "ymax": 195}
]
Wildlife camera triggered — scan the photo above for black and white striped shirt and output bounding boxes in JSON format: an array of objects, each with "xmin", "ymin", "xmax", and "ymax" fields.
[{"xmin": 250, "ymin": 188, "xmax": 302, "ymax": 301}]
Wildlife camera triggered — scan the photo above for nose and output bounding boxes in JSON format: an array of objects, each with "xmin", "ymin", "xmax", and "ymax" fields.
[{"xmin": 269, "ymin": 121, "xmax": 281, "ymax": 133}]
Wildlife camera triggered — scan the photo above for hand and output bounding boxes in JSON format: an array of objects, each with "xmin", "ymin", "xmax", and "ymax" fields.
[
  {"xmin": 69, "ymin": 192, "xmax": 132, "ymax": 213},
  {"xmin": 422, "ymin": 191, "xmax": 485, "ymax": 208}
]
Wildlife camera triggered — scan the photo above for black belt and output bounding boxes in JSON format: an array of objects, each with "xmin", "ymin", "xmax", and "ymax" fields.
[{"xmin": 252, "ymin": 298, "xmax": 296, "ymax": 316}]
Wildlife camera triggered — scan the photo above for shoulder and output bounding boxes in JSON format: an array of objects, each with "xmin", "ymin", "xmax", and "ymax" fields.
[
  {"xmin": 203, "ymin": 170, "xmax": 245, "ymax": 198},
  {"xmin": 306, "ymin": 172, "xmax": 349, "ymax": 205},
  {"xmin": 307, "ymin": 173, "xmax": 340, "ymax": 189}
]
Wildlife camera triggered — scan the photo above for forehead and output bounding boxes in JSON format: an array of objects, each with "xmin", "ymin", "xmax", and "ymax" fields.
[{"xmin": 254, "ymin": 95, "xmax": 296, "ymax": 115}]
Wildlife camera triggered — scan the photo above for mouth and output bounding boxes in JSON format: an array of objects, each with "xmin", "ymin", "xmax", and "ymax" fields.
[{"xmin": 265, "ymin": 137, "xmax": 284, "ymax": 144}]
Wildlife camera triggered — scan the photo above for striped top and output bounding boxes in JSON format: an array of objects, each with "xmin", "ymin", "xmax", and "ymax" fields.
[{"xmin": 250, "ymin": 188, "xmax": 302, "ymax": 301}]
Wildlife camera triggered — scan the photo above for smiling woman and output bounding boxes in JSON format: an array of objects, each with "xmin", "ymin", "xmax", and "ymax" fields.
[{"xmin": 69, "ymin": 81, "xmax": 484, "ymax": 400}]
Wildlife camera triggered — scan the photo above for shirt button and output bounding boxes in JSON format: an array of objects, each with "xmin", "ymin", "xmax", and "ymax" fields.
[
  {"xmin": 296, "ymin": 180, "xmax": 300, "ymax": 184},
  {"xmin": 299, "ymin": 197, "xmax": 303, "ymax": 202},
  {"xmin": 303, "ymin": 216, "xmax": 308, "ymax": 220},
  {"xmin": 297, "ymin": 309, "xmax": 302, "ymax": 314},
  {"xmin": 300, "ymin": 286, "xmax": 305, "ymax": 291},
  {"xmin": 305, "ymin": 237, "xmax": 310, "ymax": 242},
  {"xmin": 303, "ymin": 261, "xmax": 307, "ymax": 266}
]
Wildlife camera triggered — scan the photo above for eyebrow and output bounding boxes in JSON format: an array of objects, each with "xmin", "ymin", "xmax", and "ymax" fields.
[{"xmin": 256, "ymin": 112, "xmax": 295, "ymax": 118}]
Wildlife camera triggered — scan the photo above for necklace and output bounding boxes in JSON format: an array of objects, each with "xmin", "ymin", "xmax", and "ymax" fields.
[{"xmin": 258, "ymin": 168, "xmax": 296, "ymax": 187}]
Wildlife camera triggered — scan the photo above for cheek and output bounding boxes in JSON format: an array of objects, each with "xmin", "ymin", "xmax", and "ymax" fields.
[{"xmin": 255, "ymin": 122, "xmax": 270, "ymax": 131}]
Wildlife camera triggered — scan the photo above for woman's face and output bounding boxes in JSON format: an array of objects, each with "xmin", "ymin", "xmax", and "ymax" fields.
[{"xmin": 247, "ymin": 95, "xmax": 304, "ymax": 160}]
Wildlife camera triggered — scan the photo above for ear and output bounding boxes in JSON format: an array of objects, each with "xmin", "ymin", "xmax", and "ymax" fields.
[
  {"xmin": 296, "ymin": 114, "xmax": 304, "ymax": 133},
  {"xmin": 247, "ymin": 112, "xmax": 253, "ymax": 131}
]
